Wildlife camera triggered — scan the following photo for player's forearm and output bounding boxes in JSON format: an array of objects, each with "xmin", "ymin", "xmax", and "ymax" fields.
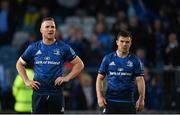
[
  {"xmin": 96, "ymin": 74, "xmax": 104, "ymax": 98},
  {"xmin": 136, "ymin": 77, "xmax": 145, "ymax": 100},
  {"xmin": 66, "ymin": 59, "xmax": 84, "ymax": 80},
  {"xmin": 16, "ymin": 59, "xmax": 29, "ymax": 83}
]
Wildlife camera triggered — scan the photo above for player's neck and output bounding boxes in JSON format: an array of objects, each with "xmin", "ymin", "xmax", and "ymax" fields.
[
  {"xmin": 116, "ymin": 50, "xmax": 129, "ymax": 58},
  {"xmin": 43, "ymin": 38, "xmax": 56, "ymax": 45}
]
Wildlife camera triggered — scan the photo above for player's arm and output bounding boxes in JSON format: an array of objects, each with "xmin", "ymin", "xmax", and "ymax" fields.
[
  {"xmin": 16, "ymin": 57, "xmax": 40, "ymax": 90},
  {"xmin": 135, "ymin": 76, "xmax": 145, "ymax": 111},
  {"xmin": 55, "ymin": 56, "xmax": 84, "ymax": 85},
  {"xmin": 96, "ymin": 73, "xmax": 107, "ymax": 108},
  {"xmin": 66, "ymin": 56, "xmax": 84, "ymax": 80}
]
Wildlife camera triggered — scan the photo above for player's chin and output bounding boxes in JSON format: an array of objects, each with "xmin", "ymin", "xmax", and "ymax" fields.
[{"xmin": 47, "ymin": 36, "xmax": 55, "ymax": 39}]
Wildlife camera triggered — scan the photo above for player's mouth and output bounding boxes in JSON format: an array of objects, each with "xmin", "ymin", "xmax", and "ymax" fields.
[{"xmin": 48, "ymin": 33, "xmax": 54, "ymax": 35}]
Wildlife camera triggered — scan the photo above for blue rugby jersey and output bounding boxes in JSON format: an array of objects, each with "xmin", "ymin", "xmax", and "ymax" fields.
[
  {"xmin": 21, "ymin": 40, "xmax": 76, "ymax": 95},
  {"xmin": 98, "ymin": 51, "xmax": 144, "ymax": 103}
]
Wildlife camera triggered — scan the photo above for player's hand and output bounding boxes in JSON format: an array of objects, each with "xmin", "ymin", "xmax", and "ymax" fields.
[
  {"xmin": 136, "ymin": 98, "xmax": 144, "ymax": 112},
  {"xmin": 25, "ymin": 80, "xmax": 40, "ymax": 90},
  {"xmin": 54, "ymin": 76, "xmax": 70, "ymax": 86},
  {"xmin": 97, "ymin": 96, "xmax": 107, "ymax": 108}
]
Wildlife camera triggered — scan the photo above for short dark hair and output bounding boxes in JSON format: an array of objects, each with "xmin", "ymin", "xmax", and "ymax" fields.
[
  {"xmin": 41, "ymin": 17, "xmax": 55, "ymax": 24},
  {"xmin": 116, "ymin": 30, "xmax": 132, "ymax": 40}
]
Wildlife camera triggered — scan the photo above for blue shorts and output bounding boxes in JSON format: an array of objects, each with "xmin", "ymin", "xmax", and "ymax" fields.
[{"xmin": 32, "ymin": 92, "xmax": 64, "ymax": 114}]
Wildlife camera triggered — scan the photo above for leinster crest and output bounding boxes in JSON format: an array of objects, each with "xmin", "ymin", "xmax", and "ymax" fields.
[{"xmin": 127, "ymin": 60, "xmax": 133, "ymax": 67}]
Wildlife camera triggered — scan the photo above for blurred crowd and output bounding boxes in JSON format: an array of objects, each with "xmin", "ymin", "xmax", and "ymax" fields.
[{"xmin": 0, "ymin": 0, "xmax": 180, "ymax": 113}]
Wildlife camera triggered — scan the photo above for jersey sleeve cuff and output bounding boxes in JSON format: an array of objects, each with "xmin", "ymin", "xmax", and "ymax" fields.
[
  {"xmin": 20, "ymin": 57, "xmax": 27, "ymax": 65},
  {"xmin": 98, "ymin": 71, "xmax": 106, "ymax": 76},
  {"xmin": 68, "ymin": 55, "xmax": 77, "ymax": 62},
  {"xmin": 135, "ymin": 73, "xmax": 144, "ymax": 77}
]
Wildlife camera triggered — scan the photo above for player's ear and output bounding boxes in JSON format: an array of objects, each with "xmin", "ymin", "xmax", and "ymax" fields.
[
  {"xmin": 130, "ymin": 39, "xmax": 132, "ymax": 45},
  {"xmin": 40, "ymin": 27, "xmax": 42, "ymax": 34},
  {"xmin": 116, "ymin": 39, "xmax": 119, "ymax": 45}
]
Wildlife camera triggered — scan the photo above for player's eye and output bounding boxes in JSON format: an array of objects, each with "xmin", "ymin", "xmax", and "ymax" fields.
[{"xmin": 120, "ymin": 40, "xmax": 124, "ymax": 43}]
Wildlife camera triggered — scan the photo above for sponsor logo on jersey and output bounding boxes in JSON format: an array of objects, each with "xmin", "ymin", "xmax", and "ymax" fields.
[
  {"xmin": 109, "ymin": 61, "xmax": 116, "ymax": 66},
  {"xmin": 109, "ymin": 71, "xmax": 132, "ymax": 76},
  {"xmin": 44, "ymin": 56, "xmax": 50, "ymax": 60},
  {"xmin": 35, "ymin": 50, "xmax": 42, "ymax": 55},
  {"xmin": 117, "ymin": 68, "xmax": 124, "ymax": 71},
  {"xmin": 35, "ymin": 60, "xmax": 60, "ymax": 65}
]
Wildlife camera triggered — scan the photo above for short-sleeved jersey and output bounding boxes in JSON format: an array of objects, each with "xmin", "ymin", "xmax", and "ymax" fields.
[
  {"xmin": 98, "ymin": 51, "xmax": 144, "ymax": 103},
  {"xmin": 21, "ymin": 40, "xmax": 76, "ymax": 95}
]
